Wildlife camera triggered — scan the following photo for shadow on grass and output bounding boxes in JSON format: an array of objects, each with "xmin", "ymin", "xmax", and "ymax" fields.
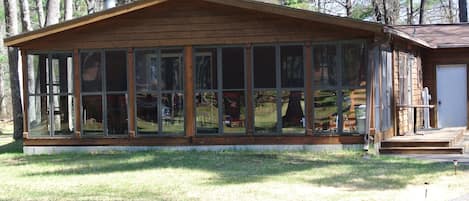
[
  {"xmin": 0, "ymin": 139, "xmax": 23, "ymax": 154},
  {"xmin": 9, "ymin": 150, "xmax": 460, "ymax": 190}
]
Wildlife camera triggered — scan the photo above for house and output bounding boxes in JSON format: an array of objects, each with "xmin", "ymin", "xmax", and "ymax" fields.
[{"xmin": 4, "ymin": 0, "xmax": 466, "ymax": 154}]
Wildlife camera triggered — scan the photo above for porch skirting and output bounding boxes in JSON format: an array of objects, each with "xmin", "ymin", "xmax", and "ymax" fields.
[{"xmin": 24, "ymin": 144, "xmax": 364, "ymax": 155}]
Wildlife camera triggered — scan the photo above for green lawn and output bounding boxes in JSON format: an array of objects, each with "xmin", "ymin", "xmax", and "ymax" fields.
[{"xmin": 0, "ymin": 122, "xmax": 468, "ymax": 200}]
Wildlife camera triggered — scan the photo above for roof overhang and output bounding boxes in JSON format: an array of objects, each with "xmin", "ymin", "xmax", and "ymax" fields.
[
  {"xmin": 5, "ymin": 0, "xmax": 384, "ymax": 47},
  {"xmin": 383, "ymin": 26, "xmax": 435, "ymax": 49}
]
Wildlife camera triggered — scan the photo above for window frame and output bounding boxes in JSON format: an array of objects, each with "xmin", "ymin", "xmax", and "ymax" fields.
[
  {"xmin": 27, "ymin": 51, "xmax": 75, "ymax": 137},
  {"xmin": 133, "ymin": 47, "xmax": 185, "ymax": 136},
  {"xmin": 80, "ymin": 49, "xmax": 130, "ymax": 137},
  {"xmin": 194, "ymin": 45, "xmax": 248, "ymax": 136}
]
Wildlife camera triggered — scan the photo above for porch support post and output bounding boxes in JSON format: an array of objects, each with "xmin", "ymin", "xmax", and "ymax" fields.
[
  {"xmin": 304, "ymin": 42, "xmax": 314, "ymax": 135},
  {"xmin": 21, "ymin": 50, "xmax": 29, "ymax": 139},
  {"xmin": 184, "ymin": 46, "xmax": 196, "ymax": 137},
  {"xmin": 73, "ymin": 49, "xmax": 81, "ymax": 138},
  {"xmin": 245, "ymin": 44, "xmax": 254, "ymax": 135},
  {"xmin": 127, "ymin": 48, "xmax": 136, "ymax": 138}
]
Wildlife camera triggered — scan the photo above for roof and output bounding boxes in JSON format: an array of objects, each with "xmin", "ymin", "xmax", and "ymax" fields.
[
  {"xmin": 389, "ymin": 24, "xmax": 469, "ymax": 49},
  {"xmin": 4, "ymin": 0, "xmax": 383, "ymax": 47}
]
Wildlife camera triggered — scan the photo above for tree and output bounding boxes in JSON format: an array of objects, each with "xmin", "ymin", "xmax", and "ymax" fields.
[
  {"xmin": 45, "ymin": 0, "xmax": 60, "ymax": 26},
  {"xmin": 4, "ymin": 0, "xmax": 23, "ymax": 140},
  {"xmin": 35, "ymin": 0, "xmax": 45, "ymax": 27},
  {"xmin": 20, "ymin": 0, "xmax": 33, "ymax": 32},
  {"xmin": 460, "ymin": 0, "xmax": 467, "ymax": 22},
  {"xmin": 420, "ymin": 0, "xmax": 427, "ymax": 24},
  {"xmin": 64, "ymin": 0, "xmax": 73, "ymax": 20}
]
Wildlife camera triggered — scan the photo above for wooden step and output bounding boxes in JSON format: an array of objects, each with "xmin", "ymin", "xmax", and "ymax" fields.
[
  {"xmin": 381, "ymin": 140, "xmax": 451, "ymax": 148},
  {"xmin": 379, "ymin": 147, "xmax": 464, "ymax": 154}
]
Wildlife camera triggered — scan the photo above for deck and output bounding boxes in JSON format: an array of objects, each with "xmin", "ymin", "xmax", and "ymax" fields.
[{"xmin": 380, "ymin": 127, "xmax": 466, "ymax": 154}]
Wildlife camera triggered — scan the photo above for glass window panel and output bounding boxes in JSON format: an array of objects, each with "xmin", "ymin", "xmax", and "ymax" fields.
[
  {"xmin": 313, "ymin": 90, "xmax": 338, "ymax": 133},
  {"xmin": 107, "ymin": 95, "xmax": 128, "ymax": 135},
  {"xmin": 51, "ymin": 95, "xmax": 74, "ymax": 135},
  {"xmin": 281, "ymin": 91, "xmax": 305, "ymax": 134},
  {"xmin": 82, "ymin": 95, "xmax": 104, "ymax": 135},
  {"xmin": 81, "ymin": 52, "xmax": 102, "ymax": 92},
  {"xmin": 313, "ymin": 45, "xmax": 337, "ymax": 87},
  {"xmin": 222, "ymin": 47, "xmax": 244, "ymax": 89},
  {"xmin": 106, "ymin": 51, "xmax": 127, "ymax": 92},
  {"xmin": 196, "ymin": 92, "xmax": 219, "ymax": 134},
  {"xmin": 28, "ymin": 54, "xmax": 48, "ymax": 95},
  {"xmin": 342, "ymin": 89, "xmax": 367, "ymax": 134},
  {"xmin": 136, "ymin": 93, "xmax": 159, "ymax": 134},
  {"xmin": 254, "ymin": 90, "xmax": 278, "ymax": 133},
  {"xmin": 28, "ymin": 96, "xmax": 50, "ymax": 136},
  {"xmin": 161, "ymin": 49, "xmax": 184, "ymax": 91},
  {"xmin": 281, "ymin": 46, "xmax": 304, "ymax": 88},
  {"xmin": 253, "ymin": 46, "xmax": 276, "ymax": 88},
  {"xmin": 195, "ymin": 48, "xmax": 218, "ymax": 90},
  {"xmin": 161, "ymin": 92, "xmax": 184, "ymax": 134},
  {"xmin": 135, "ymin": 50, "xmax": 158, "ymax": 92},
  {"xmin": 51, "ymin": 53, "xmax": 73, "ymax": 94},
  {"xmin": 223, "ymin": 91, "xmax": 246, "ymax": 133},
  {"xmin": 342, "ymin": 43, "xmax": 366, "ymax": 87}
]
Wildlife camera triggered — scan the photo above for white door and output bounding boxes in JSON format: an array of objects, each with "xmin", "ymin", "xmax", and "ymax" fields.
[{"xmin": 436, "ymin": 65, "xmax": 467, "ymax": 128}]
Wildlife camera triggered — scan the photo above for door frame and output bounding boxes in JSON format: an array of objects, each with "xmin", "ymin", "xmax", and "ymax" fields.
[{"xmin": 436, "ymin": 64, "xmax": 467, "ymax": 128}]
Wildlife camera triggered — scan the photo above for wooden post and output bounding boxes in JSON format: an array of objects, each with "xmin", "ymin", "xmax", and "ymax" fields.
[
  {"xmin": 184, "ymin": 46, "xmax": 195, "ymax": 137},
  {"xmin": 245, "ymin": 44, "xmax": 254, "ymax": 135},
  {"xmin": 304, "ymin": 43, "xmax": 313, "ymax": 135},
  {"xmin": 73, "ymin": 49, "xmax": 81, "ymax": 138},
  {"xmin": 127, "ymin": 48, "xmax": 136, "ymax": 138},
  {"xmin": 21, "ymin": 50, "xmax": 29, "ymax": 139}
]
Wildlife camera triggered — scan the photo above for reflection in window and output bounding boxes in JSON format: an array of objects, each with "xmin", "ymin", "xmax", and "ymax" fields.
[
  {"xmin": 313, "ymin": 45, "xmax": 337, "ymax": 86},
  {"xmin": 28, "ymin": 96, "xmax": 49, "ymax": 136},
  {"xmin": 28, "ymin": 53, "xmax": 74, "ymax": 137},
  {"xmin": 254, "ymin": 90, "xmax": 277, "ymax": 133},
  {"xmin": 161, "ymin": 93, "xmax": 184, "ymax": 134},
  {"xmin": 281, "ymin": 91, "xmax": 305, "ymax": 133},
  {"xmin": 81, "ymin": 52, "xmax": 102, "ymax": 92},
  {"xmin": 196, "ymin": 92, "xmax": 219, "ymax": 133},
  {"xmin": 107, "ymin": 95, "xmax": 128, "ymax": 135},
  {"xmin": 82, "ymin": 95, "xmax": 103, "ymax": 135},
  {"xmin": 342, "ymin": 89, "xmax": 367, "ymax": 134},
  {"xmin": 161, "ymin": 49, "xmax": 183, "ymax": 91},
  {"xmin": 313, "ymin": 90, "xmax": 338, "ymax": 133},
  {"xmin": 135, "ymin": 50, "xmax": 158, "ymax": 92},
  {"xmin": 343, "ymin": 43, "xmax": 366, "ymax": 87},
  {"xmin": 106, "ymin": 51, "xmax": 127, "ymax": 92},
  {"xmin": 195, "ymin": 48, "xmax": 217, "ymax": 90},
  {"xmin": 222, "ymin": 48, "xmax": 245, "ymax": 89},
  {"xmin": 223, "ymin": 91, "xmax": 245, "ymax": 133},
  {"xmin": 136, "ymin": 93, "xmax": 158, "ymax": 134},
  {"xmin": 281, "ymin": 46, "xmax": 304, "ymax": 88},
  {"xmin": 135, "ymin": 48, "xmax": 184, "ymax": 135}
]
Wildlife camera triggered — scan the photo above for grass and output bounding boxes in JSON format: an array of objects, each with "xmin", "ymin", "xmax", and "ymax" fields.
[{"xmin": 0, "ymin": 122, "xmax": 468, "ymax": 201}]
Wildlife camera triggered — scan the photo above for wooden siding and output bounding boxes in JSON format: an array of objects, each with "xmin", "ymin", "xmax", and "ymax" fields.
[
  {"xmin": 392, "ymin": 39, "xmax": 424, "ymax": 135},
  {"xmin": 17, "ymin": 0, "xmax": 374, "ymax": 50},
  {"xmin": 23, "ymin": 135, "xmax": 364, "ymax": 146},
  {"xmin": 422, "ymin": 48, "xmax": 469, "ymax": 128}
]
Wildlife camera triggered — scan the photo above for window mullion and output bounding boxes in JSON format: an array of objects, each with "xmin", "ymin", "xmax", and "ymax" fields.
[
  {"xmin": 217, "ymin": 48, "xmax": 224, "ymax": 134},
  {"xmin": 157, "ymin": 49, "xmax": 163, "ymax": 134},
  {"xmin": 276, "ymin": 45, "xmax": 282, "ymax": 134}
]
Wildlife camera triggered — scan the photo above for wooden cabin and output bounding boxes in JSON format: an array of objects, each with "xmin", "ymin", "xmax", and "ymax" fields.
[{"xmin": 10, "ymin": 0, "xmax": 464, "ymax": 154}]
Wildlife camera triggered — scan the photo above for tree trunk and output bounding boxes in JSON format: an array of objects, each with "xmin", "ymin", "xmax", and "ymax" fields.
[
  {"xmin": 382, "ymin": 0, "xmax": 389, "ymax": 24},
  {"xmin": 448, "ymin": 0, "xmax": 454, "ymax": 23},
  {"xmin": 20, "ymin": 0, "xmax": 33, "ymax": 32},
  {"xmin": 45, "ymin": 0, "xmax": 60, "ymax": 26},
  {"xmin": 4, "ymin": 0, "xmax": 22, "ymax": 140},
  {"xmin": 372, "ymin": 0, "xmax": 383, "ymax": 23},
  {"xmin": 36, "ymin": 0, "xmax": 45, "ymax": 28},
  {"xmin": 345, "ymin": 0, "xmax": 352, "ymax": 17},
  {"xmin": 86, "ymin": 0, "xmax": 96, "ymax": 14},
  {"xmin": 419, "ymin": 0, "xmax": 427, "ymax": 24},
  {"xmin": 408, "ymin": 0, "xmax": 414, "ymax": 24},
  {"xmin": 460, "ymin": 0, "xmax": 468, "ymax": 22},
  {"xmin": 64, "ymin": 0, "xmax": 73, "ymax": 20}
]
